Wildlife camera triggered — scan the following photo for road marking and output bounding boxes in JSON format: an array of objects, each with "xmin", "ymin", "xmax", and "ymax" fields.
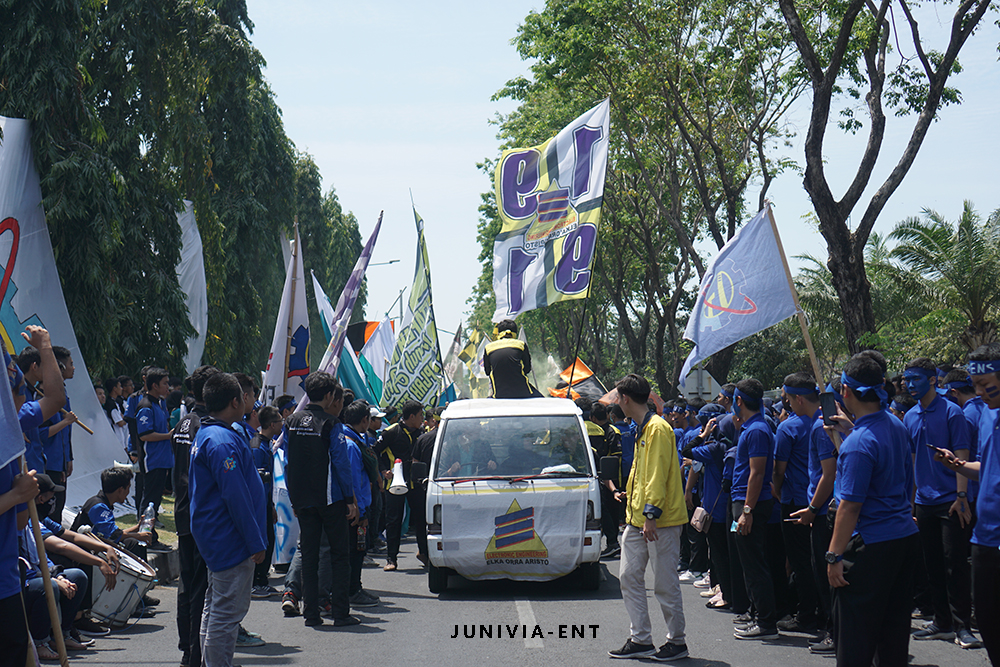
[{"xmin": 515, "ymin": 599, "xmax": 544, "ymax": 649}]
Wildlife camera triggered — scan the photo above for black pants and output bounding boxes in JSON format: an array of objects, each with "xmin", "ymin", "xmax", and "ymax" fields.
[
  {"xmin": 766, "ymin": 520, "xmax": 793, "ymax": 620},
  {"xmin": 142, "ymin": 467, "xmax": 169, "ymax": 517},
  {"xmin": 253, "ymin": 501, "xmax": 275, "ymax": 587},
  {"xmin": 810, "ymin": 511, "xmax": 834, "ymax": 632},
  {"xmin": 973, "ymin": 543, "xmax": 1000, "ymax": 664},
  {"xmin": 833, "ymin": 533, "xmax": 917, "ymax": 667},
  {"xmin": 0, "ymin": 591, "xmax": 28, "ymax": 667},
  {"xmin": 733, "ymin": 499, "xmax": 776, "ymax": 629},
  {"xmin": 385, "ymin": 488, "xmax": 420, "ymax": 561},
  {"xmin": 725, "ymin": 500, "xmax": 750, "ymax": 614},
  {"xmin": 411, "ymin": 487, "xmax": 428, "ymax": 558},
  {"xmin": 121, "ymin": 536, "xmax": 148, "ymax": 563},
  {"xmin": 782, "ymin": 502, "xmax": 820, "ymax": 625},
  {"xmin": 45, "ymin": 470, "xmax": 68, "ymax": 521},
  {"xmin": 298, "ymin": 501, "xmax": 350, "ymax": 621},
  {"xmin": 916, "ymin": 501, "xmax": 973, "ymax": 631},
  {"xmin": 706, "ymin": 518, "xmax": 731, "ymax": 604},
  {"xmin": 600, "ymin": 486, "xmax": 620, "ymax": 548},
  {"xmin": 177, "ymin": 533, "xmax": 207, "ymax": 667},
  {"xmin": 687, "ymin": 495, "xmax": 709, "ymax": 573}
]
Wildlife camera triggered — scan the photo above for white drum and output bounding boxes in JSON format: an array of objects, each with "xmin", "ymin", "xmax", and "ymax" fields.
[{"xmin": 90, "ymin": 546, "xmax": 156, "ymax": 627}]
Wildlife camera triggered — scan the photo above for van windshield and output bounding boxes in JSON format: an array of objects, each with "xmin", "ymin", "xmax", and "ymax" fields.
[{"xmin": 434, "ymin": 415, "xmax": 590, "ymax": 479}]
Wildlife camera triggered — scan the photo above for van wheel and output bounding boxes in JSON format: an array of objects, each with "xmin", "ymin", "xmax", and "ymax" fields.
[
  {"xmin": 428, "ymin": 565, "xmax": 449, "ymax": 594},
  {"xmin": 578, "ymin": 561, "xmax": 600, "ymax": 591}
]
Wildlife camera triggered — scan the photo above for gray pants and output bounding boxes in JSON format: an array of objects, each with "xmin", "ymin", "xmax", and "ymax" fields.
[
  {"xmin": 201, "ymin": 558, "xmax": 254, "ymax": 667},
  {"xmin": 619, "ymin": 523, "xmax": 686, "ymax": 646}
]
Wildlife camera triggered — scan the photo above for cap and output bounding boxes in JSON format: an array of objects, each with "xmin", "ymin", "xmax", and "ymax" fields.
[
  {"xmin": 369, "ymin": 406, "xmax": 386, "ymax": 419},
  {"xmin": 36, "ymin": 473, "xmax": 65, "ymax": 494}
]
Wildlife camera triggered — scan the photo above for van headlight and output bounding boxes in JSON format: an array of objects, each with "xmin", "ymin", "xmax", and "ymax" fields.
[
  {"xmin": 434, "ymin": 504, "xmax": 443, "ymax": 525},
  {"xmin": 586, "ymin": 501, "xmax": 594, "ymax": 521}
]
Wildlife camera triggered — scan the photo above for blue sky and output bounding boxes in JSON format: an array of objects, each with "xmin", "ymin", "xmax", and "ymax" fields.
[{"xmin": 246, "ymin": 1, "xmax": 1000, "ymax": 349}]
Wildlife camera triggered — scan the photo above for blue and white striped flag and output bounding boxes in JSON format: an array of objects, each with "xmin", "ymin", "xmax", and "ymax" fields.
[{"xmin": 679, "ymin": 206, "xmax": 797, "ymax": 385}]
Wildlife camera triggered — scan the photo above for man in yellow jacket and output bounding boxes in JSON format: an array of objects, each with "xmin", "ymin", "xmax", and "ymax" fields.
[{"xmin": 609, "ymin": 373, "xmax": 689, "ymax": 662}]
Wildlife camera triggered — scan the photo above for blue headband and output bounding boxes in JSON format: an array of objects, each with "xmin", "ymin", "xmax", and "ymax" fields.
[
  {"xmin": 944, "ymin": 380, "xmax": 973, "ymax": 392},
  {"xmin": 279, "ymin": 400, "xmax": 296, "ymax": 413},
  {"xmin": 672, "ymin": 406, "xmax": 686, "ymax": 414},
  {"xmin": 720, "ymin": 388, "xmax": 734, "ymax": 399},
  {"xmin": 783, "ymin": 384, "xmax": 818, "ymax": 396},
  {"xmin": 969, "ymin": 360, "xmax": 1000, "ymax": 376},
  {"xmin": 841, "ymin": 372, "xmax": 888, "ymax": 404},
  {"xmin": 733, "ymin": 387, "xmax": 755, "ymax": 407},
  {"xmin": 903, "ymin": 367, "xmax": 936, "ymax": 379},
  {"xmin": 891, "ymin": 400, "xmax": 906, "ymax": 412}
]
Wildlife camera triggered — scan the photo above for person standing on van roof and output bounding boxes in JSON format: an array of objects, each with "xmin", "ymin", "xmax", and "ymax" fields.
[
  {"xmin": 608, "ymin": 373, "xmax": 689, "ymax": 662},
  {"xmin": 483, "ymin": 320, "xmax": 540, "ymax": 398}
]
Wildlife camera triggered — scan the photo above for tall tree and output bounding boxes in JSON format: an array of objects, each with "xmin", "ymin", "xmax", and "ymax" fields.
[{"xmin": 776, "ymin": 0, "xmax": 993, "ymax": 354}]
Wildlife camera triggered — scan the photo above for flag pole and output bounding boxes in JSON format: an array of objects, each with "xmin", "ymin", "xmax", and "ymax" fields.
[
  {"xmin": 764, "ymin": 204, "xmax": 824, "ymax": 387},
  {"xmin": 22, "ymin": 457, "xmax": 69, "ymax": 666},
  {"xmin": 765, "ymin": 204, "xmax": 843, "ymax": 451},
  {"xmin": 283, "ymin": 219, "xmax": 300, "ymax": 395},
  {"xmin": 565, "ymin": 241, "xmax": 603, "ymax": 395}
]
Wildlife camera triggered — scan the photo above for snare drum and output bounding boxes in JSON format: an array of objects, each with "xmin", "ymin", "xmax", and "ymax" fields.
[{"xmin": 90, "ymin": 546, "xmax": 156, "ymax": 627}]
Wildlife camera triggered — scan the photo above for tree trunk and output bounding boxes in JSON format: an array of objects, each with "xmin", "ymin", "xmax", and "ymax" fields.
[{"xmin": 705, "ymin": 343, "xmax": 738, "ymax": 384}]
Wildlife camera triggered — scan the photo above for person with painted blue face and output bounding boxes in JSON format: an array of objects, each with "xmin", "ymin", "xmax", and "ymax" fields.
[
  {"xmin": 902, "ymin": 357, "xmax": 979, "ymax": 649},
  {"xmin": 933, "ymin": 343, "xmax": 1000, "ymax": 664}
]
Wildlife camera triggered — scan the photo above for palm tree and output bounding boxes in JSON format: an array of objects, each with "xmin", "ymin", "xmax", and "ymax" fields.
[{"xmin": 889, "ymin": 201, "xmax": 1000, "ymax": 349}]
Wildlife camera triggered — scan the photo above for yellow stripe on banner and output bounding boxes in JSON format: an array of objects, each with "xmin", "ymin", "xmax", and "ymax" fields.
[{"xmin": 441, "ymin": 483, "xmax": 589, "ymax": 495}]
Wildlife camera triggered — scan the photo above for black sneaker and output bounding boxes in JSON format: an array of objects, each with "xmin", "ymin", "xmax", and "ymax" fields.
[
  {"xmin": 955, "ymin": 628, "xmax": 983, "ymax": 649},
  {"xmin": 912, "ymin": 623, "xmax": 955, "ymax": 641},
  {"xmin": 333, "ymin": 615, "xmax": 361, "ymax": 627},
  {"xmin": 777, "ymin": 617, "xmax": 818, "ymax": 634},
  {"xmin": 650, "ymin": 642, "xmax": 688, "ymax": 662},
  {"xmin": 600, "ymin": 543, "xmax": 622, "ymax": 559},
  {"xmin": 808, "ymin": 631, "xmax": 829, "ymax": 646},
  {"xmin": 303, "ymin": 617, "xmax": 323, "ymax": 627},
  {"xmin": 734, "ymin": 623, "xmax": 779, "ymax": 640},
  {"xmin": 281, "ymin": 591, "xmax": 300, "ymax": 617},
  {"xmin": 74, "ymin": 617, "xmax": 111, "ymax": 637},
  {"xmin": 141, "ymin": 594, "xmax": 160, "ymax": 607},
  {"xmin": 809, "ymin": 636, "xmax": 836, "ymax": 653},
  {"xmin": 608, "ymin": 639, "xmax": 656, "ymax": 658},
  {"xmin": 349, "ymin": 591, "xmax": 378, "ymax": 608}
]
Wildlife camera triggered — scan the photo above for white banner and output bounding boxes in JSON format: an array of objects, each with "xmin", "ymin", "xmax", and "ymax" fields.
[
  {"xmin": 272, "ymin": 447, "xmax": 298, "ymax": 564},
  {"xmin": 439, "ymin": 484, "xmax": 588, "ymax": 581},
  {"xmin": 176, "ymin": 201, "xmax": 208, "ymax": 374},
  {"xmin": 261, "ymin": 225, "xmax": 309, "ymax": 405},
  {"xmin": 0, "ymin": 117, "xmax": 123, "ymax": 508}
]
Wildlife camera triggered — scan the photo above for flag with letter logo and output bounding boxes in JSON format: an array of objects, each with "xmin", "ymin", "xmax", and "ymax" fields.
[
  {"xmin": 679, "ymin": 206, "xmax": 796, "ymax": 384},
  {"xmin": 261, "ymin": 225, "xmax": 309, "ymax": 405},
  {"xmin": 492, "ymin": 99, "xmax": 610, "ymax": 321}
]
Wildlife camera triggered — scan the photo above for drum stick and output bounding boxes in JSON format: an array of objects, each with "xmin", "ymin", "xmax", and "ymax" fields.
[{"xmin": 31, "ymin": 384, "xmax": 94, "ymax": 435}]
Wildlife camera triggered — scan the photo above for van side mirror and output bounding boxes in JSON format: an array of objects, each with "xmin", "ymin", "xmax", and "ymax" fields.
[
  {"xmin": 411, "ymin": 461, "xmax": 428, "ymax": 482},
  {"xmin": 599, "ymin": 456, "xmax": 618, "ymax": 482}
]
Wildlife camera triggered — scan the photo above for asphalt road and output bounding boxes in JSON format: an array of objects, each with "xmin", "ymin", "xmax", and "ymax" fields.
[{"xmin": 68, "ymin": 536, "xmax": 988, "ymax": 666}]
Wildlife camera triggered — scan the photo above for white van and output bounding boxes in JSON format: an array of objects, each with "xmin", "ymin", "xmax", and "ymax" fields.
[{"xmin": 418, "ymin": 398, "xmax": 603, "ymax": 593}]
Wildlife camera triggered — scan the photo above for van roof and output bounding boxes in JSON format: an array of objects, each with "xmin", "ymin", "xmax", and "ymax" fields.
[{"xmin": 441, "ymin": 398, "xmax": 582, "ymax": 419}]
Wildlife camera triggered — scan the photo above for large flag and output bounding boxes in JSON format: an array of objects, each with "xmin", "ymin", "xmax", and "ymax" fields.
[
  {"xmin": 359, "ymin": 316, "xmax": 394, "ymax": 403},
  {"xmin": 679, "ymin": 206, "xmax": 797, "ymax": 385},
  {"xmin": 261, "ymin": 225, "xmax": 309, "ymax": 405},
  {"xmin": 0, "ymin": 117, "xmax": 123, "ymax": 505},
  {"xmin": 442, "ymin": 323, "xmax": 463, "ymax": 387},
  {"xmin": 382, "ymin": 208, "xmax": 443, "ymax": 407},
  {"xmin": 310, "ymin": 269, "xmax": 377, "ymax": 404},
  {"xmin": 311, "ymin": 269, "xmax": 337, "ymax": 343},
  {"xmin": 492, "ymin": 99, "xmax": 611, "ymax": 321},
  {"xmin": 176, "ymin": 201, "xmax": 208, "ymax": 374},
  {"xmin": 311, "ymin": 212, "xmax": 383, "ymax": 385}
]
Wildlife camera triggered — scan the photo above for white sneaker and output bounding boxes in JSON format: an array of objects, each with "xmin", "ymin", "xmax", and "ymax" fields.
[
  {"xmin": 678, "ymin": 570, "xmax": 702, "ymax": 583},
  {"xmin": 701, "ymin": 584, "xmax": 720, "ymax": 598},
  {"xmin": 709, "ymin": 590, "xmax": 724, "ymax": 605},
  {"xmin": 693, "ymin": 573, "xmax": 712, "ymax": 588}
]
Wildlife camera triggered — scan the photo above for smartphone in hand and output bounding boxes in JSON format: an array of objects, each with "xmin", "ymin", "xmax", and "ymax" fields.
[{"xmin": 820, "ymin": 392, "xmax": 838, "ymax": 426}]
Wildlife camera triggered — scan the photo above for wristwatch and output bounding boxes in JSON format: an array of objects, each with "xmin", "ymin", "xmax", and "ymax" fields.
[
  {"xmin": 643, "ymin": 511, "xmax": 656, "ymax": 520},
  {"xmin": 957, "ymin": 491, "xmax": 968, "ymax": 499},
  {"xmin": 807, "ymin": 504, "xmax": 820, "ymax": 514},
  {"xmin": 742, "ymin": 505, "xmax": 752, "ymax": 515},
  {"xmin": 824, "ymin": 551, "xmax": 843, "ymax": 564}
]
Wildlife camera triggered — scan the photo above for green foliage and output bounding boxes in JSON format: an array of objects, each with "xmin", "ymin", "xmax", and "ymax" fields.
[
  {"xmin": 729, "ymin": 320, "xmax": 811, "ymax": 389},
  {"xmin": 0, "ymin": 0, "xmax": 357, "ymax": 381}
]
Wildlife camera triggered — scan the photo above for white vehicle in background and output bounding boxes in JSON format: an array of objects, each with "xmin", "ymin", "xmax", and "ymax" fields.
[{"xmin": 412, "ymin": 398, "xmax": 604, "ymax": 594}]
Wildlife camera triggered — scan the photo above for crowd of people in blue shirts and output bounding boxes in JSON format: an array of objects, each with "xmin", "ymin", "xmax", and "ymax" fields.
[{"xmin": 602, "ymin": 347, "xmax": 1000, "ymax": 666}]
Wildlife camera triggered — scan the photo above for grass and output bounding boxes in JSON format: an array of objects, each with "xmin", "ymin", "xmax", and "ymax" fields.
[{"xmin": 117, "ymin": 493, "xmax": 179, "ymax": 546}]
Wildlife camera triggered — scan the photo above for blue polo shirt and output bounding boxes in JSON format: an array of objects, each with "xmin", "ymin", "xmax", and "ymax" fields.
[
  {"xmin": 40, "ymin": 396, "xmax": 72, "ymax": 472},
  {"xmin": 972, "ymin": 407, "xmax": 1000, "ymax": 547},
  {"xmin": 963, "ymin": 397, "xmax": 986, "ymax": 500},
  {"xmin": 690, "ymin": 438, "xmax": 727, "ymax": 522},
  {"xmin": 342, "ymin": 426, "xmax": 371, "ymax": 514},
  {"xmin": 837, "ymin": 409, "xmax": 919, "ymax": 545},
  {"xmin": 732, "ymin": 412, "xmax": 774, "ymax": 503},
  {"xmin": 807, "ymin": 411, "xmax": 836, "ymax": 515},
  {"xmin": 137, "ymin": 396, "xmax": 173, "ymax": 471},
  {"xmin": 904, "ymin": 394, "xmax": 970, "ymax": 505},
  {"xmin": 86, "ymin": 492, "xmax": 125, "ymax": 543},
  {"xmin": 774, "ymin": 411, "xmax": 813, "ymax": 505},
  {"xmin": 19, "ymin": 389, "xmax": 45, "ymax": 473},
  {"xmin": 0, "ymin": 460, "xmax": 26, "ymax": 599},
  {"xmin": 190, "ymin": 419, "xmax": 267, "ymax": 572}
]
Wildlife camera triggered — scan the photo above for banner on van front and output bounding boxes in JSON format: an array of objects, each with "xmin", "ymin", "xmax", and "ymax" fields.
[{"xmin": 439, "ymin": 485, "xmax": 588, "ymax": 580}]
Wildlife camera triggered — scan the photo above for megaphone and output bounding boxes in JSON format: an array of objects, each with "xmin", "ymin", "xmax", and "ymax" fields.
[{"xmin": 388, "ymin": 458, "xmax": 408, "ymax": 495}]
